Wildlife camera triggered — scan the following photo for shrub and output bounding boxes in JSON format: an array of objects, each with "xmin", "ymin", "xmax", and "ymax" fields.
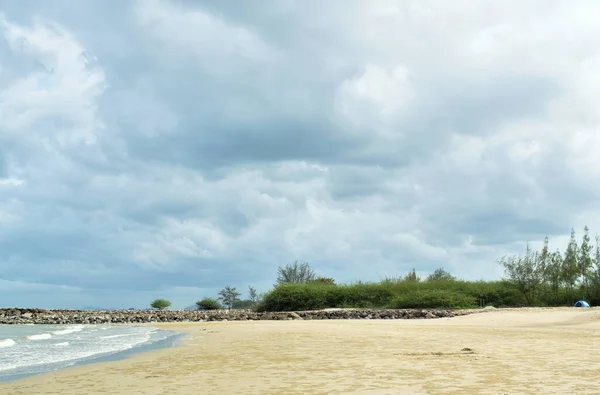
[
  {"xmin": 260, "ymin": 283, "xmax": 396, "ymax": 312},
  {"xmin": 333, "ymin": 283, "xmax": 395, "ymax": 307},
  {"xmin": 196, "ymin": 297, "xmax": 222, "ymax": 310},
  {"xmin": 257, "ymin": 277, "xmax": 537, "ymax": 312},
  {"xmin": 261, "ymin": 283, "xmax": 329, "ymax": 311},
  {"xmin": 390, "ymin": 289, "xmax": 477, "ymax": 309}
]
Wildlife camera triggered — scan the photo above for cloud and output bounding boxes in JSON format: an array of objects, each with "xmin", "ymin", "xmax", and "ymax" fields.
[{"xmin": 1, "ymin": 0, "xmax": 599, "ymax": 308}]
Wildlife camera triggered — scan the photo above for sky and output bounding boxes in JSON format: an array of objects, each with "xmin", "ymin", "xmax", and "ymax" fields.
[{"xmin": 1, "ymin": 0, "xmax": 600, "ymax": 309}]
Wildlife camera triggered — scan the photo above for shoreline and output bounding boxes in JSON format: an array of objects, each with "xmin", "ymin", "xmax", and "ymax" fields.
[
  {"xmin": 0, "ymin": 324, "xmax": 184, "ymax": 383},
  {"xmin": 2, "ymin": 307, "xmax": 599, "ymax": 394}
]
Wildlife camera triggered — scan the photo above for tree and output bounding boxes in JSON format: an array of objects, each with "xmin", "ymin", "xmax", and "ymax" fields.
[
  {"xmin": 404, "ymin": 268, "xmax": 420, "ymax": 282},
  {"xmin": 232, "ymin": 299, "xmax": 255, "ymax": 309},
  {"xmin": 536, "ymin": 237, "xmax": 550, "ymax": 300},
  {"xmin": 578, "ymin": 226, "xmax": 593, "ymax": 299},
  {"xmin": 426, "ymin": 267, "xmax": 456, "ymax": 282},
  {"xmin": 539, "ymin": 237, "xmax": 550, "ymax": 267},
  {"xmin": 196, "ymin": 297, "xmax": 222, "ymax": 310},
  {"xmin": 498, "ymin": 243, "xmax": 544, "ymax": 305},
  {"xmin": 589, "ymin": 235, "xmax": 600, "ymax": 301},
  {"xmin": 248, "ymin": 286, "xmax": 261, "ymax": 305},
  {"xmin": 150, "ymin": 298, "xmax": 171, "ymax": 310},
  {"xmin": 276, "ymin": 261, "xmax": 316, "ymax": 284},
  {"xmin": 545, "ymin": 249, "xmax": 563, "ymax": 304},
  {"xmin": 562, "ymin": 228, "xmax": 579, "ymax": 301},
  {"xmin": 218, "ymin": 286, "xmax": 241, "ymax": 310}
]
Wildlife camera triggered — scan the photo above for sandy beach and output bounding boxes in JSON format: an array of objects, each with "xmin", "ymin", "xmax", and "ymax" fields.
[{"xmin": 2, "ymin": 308, "xmax": 599, "ymax": 394}]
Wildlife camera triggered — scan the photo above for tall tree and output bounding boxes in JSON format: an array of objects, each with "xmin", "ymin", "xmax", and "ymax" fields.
[
  {"xmin": 426, "ymin": 267, "xmax": 456, "ymax": 282},
  {"xmin": 545, "ymin": 249, "xmax": 563, "ymax": 304},
  {"xmin": 595, "ymin": 235, "xmax": 600, "ymax": 267},
  {"xmin": 218, "ymin": 286, "xmax": 241, "ymax": 310},
  {"xmin": 589, "ymin": 235, "xmax": 600, "ymax": 301},
  {"xmin": 562, "ymin": 228, "xmax": 579, "ymax": 301},
  {"xmin": 248, "ymin": 286, "xmax": 260, "ymax": 306},
  {"xmin": 498, "ymin": 243, "xmax": 544, "ymax": 305},
  {"xmin": 578, "ymin": 226, "xmax": 593, "ymax": 299},
  {"xmin": 537, "ymin": 237, "xmax": 550, "ymax": 301},
  {"xmin": 540, "ymin": 237, "xmax": 550, "ymax": 266},
  {"xmin": 276, "ymin": 261, "xmax": 316, "ymax": 284}
]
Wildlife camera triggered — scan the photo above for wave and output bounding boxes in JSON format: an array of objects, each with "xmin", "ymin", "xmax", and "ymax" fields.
[
  {"xmin": 0, "ymin": 339, "xmax": 16, "ymax": 348},
  {"xmin": 0, "ymin": 328, "xmax": 165, "ymax": 373},
  {"xmin": 26, "ymin": 333, "xmax": 52, "ymax": 341},
  {"xmin": 52, "ymin": 325, "xmax": 85, "ymax": 336},
  {"xmin": 0, "ymin": 326, "xmax": 180, "ymax": 381},
  {"xmin": 100, "ymin": 333, "xmax": 137, "ymax": 339}
]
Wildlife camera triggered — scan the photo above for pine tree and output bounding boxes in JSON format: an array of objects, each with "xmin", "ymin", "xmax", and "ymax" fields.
[
  {"xmin": 538, "ymin": 237, "xmax": 550, "ymax": 301},
  {"xmin": 562, "ymin": 228, "xmax": 579, "ymax": 302},
  {"xmin": 589, "ymin": 235, "xmax": 600, "ymax": 301},
  {"xmin": 578, "ymin": 226, "xmax": 593, "ymax": 299},
  {"xmin": 546, "ymin": 250, "xmax": 563, "ymax": 304}
]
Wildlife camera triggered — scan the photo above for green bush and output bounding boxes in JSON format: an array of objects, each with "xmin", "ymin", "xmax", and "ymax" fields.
[
  {"xmin": 333, "ymin": 283, "xmax": 395, "ymax": 307},
  {"xmin": 466, "ymin": 281, "xmax": 526, "ymax": 307},
  {"xmin": 390, "ymin": 289, "xmax": 477, "ymax": 309},
  {"xmin": 260, "ymin": 283, "xmax": 397, "ymax": 311},
  {"xmin": 196, "ymin": 297, "xmax": 222, "ymax": 310},
  {"xmin": 257, "ymin": 276, "xmax": 558, "ymax": 312},
  {"xmin": 260, "ymin": 283, "xmax": 329, "ymax": 311}
]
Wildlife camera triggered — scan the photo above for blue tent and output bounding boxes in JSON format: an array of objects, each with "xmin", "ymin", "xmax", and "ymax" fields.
[{"xmin": 574, "ymin": 300, "xmax": 590, "ymax": 307}]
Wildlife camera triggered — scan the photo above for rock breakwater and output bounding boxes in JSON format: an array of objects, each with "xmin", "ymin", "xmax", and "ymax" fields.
[{"xmin": 0, "ymin": 308, "xmax": 461, "ymax": 325}]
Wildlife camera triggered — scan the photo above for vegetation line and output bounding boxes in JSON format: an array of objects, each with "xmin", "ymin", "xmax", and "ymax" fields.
[{"xmin": 150, "ymin": 227, "xmax": 600, "ymax": 312}]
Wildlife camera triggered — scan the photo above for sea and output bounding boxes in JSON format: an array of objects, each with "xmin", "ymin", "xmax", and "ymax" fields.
[{"xmin": 0, "ymin": 324, "xmax": 183, "ymax": 382}]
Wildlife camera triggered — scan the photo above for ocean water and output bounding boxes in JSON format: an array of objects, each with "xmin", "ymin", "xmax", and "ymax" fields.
[{"xmin": 0, "ymin": 324, "xmax": 183, "ymax": 382}]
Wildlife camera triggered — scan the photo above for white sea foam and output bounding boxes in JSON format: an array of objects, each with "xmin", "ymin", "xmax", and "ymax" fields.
[
  {"xmin": 0, "ymin": 325, "xmax": 178, "ymax": 380},
  {"xmin": 0, "ymin": 339, "xmax": 16, "ymax": 348},
  {"xmin": 26, "ymin": 333, "xmax": 52, "ymax": 341},
  {"xmin": 100, "ymin": 333, "xmax": 137, "ymax": 339},
  {"xmin": 52, "ymin": 325, "xmax": 85, "ymax": 336}
]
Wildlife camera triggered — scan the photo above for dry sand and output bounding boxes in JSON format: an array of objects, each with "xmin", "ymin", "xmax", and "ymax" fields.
[{"xmin": 2, "ymin": 308, "xmax": 600, "ymax": 394}]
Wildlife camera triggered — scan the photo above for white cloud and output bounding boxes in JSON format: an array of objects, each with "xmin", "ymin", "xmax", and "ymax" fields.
[
  {"xmin": 0, "ymin": 15, "xmax": 105, "ymax": 145},
  {"xmin": 1, "ymin": 1, "xmax": 600, "ymax": 308},
  {"xmin": 134, "ymin": 0, "xmax": 276, "ymax": 75},
  {"xmin": 0, "ymin": 178, "xmax": 24, "ymax": 186}
]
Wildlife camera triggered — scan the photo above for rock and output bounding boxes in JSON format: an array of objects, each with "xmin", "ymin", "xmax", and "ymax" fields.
[{"xmin": 0, "ymin": 307, "xmax": 461, "ymax": 325}]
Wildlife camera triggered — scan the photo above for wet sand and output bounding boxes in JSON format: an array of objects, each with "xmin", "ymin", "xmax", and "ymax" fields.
[{"xmin": 2, "ymin": 308, "xmax": 599, "ymax": 394}]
